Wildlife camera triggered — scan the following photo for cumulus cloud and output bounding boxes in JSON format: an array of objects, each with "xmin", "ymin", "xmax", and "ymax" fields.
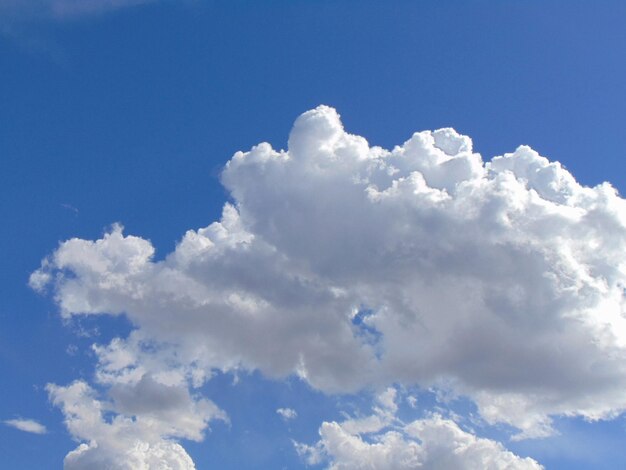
[
  {"xmin": 296, "ymin": 388, "xmax": 542, "ymax": 470},
  {"xmin": 4, "ymin": 418, "xmax": 47, "ymax": 434},
  {"xmin": 277, "ymin": 407, "xmax": 298, "ymax": 421},
  {"xmin": 32, "ymin": 106, "xmax": 626, "ymax": 463},
  {"xmin": 48, "ymin": 376, "xmax": 225, "ymax": 470},
  {"xmin": 44, "ymin": 331, "xmax": 227, "ymax": 469}
]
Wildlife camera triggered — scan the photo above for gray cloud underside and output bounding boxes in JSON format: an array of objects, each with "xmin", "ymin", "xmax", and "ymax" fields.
[{"xmin": 4, "ymin": 418, "xmax": 47, "ymax": 434}]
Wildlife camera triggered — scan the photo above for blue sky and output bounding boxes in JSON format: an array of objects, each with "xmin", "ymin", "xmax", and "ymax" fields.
[{"xmin": 3, "ymin": 1, "xmax": 626, "ymax": 468}]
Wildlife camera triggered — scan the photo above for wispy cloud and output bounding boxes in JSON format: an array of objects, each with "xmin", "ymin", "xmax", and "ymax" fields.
[
  {"xmin": 0, "ymin": 0, "xmax": 158, "ymax": 22},
  {"xmin": 4, "ymin": 418, "xmax": 47, "ymax": 435},
  {"xmin": 61, "ymin": 203, "xmax": 79, "ymax": 216},
  {"xmin": 276, "ymin": 407, "xmax": 297, "ymax": 421},
  {"xmin": 0, "ymin": 0, "xmax": 161, "ymax": 58},
  {"xmin": 48, "ymin": 0, "xmax": 157, "ymax": 20}
]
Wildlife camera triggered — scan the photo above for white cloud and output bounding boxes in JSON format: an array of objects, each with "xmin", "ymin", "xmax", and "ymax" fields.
[
  {"xmin": 406, "ymin": 396, "xmax": 418, "ymax": 409},
  {"xmin": 45, "ymin": 332, "xmax": 227, "ymax": 469},
  {"xmin": 32, "ymin": 105, "xmax": 626, "ymax": 463},
  {"xmin": 4, "ymin": 418, "xmax": 47, "ymax": 434},
  {"xmin": 314, "ymin": 416, "xmax": 543, "ymax": 470},
  {"xmin": 277, "ymin": 407, "xmax": 297, "ymax": 421},
  {"xmin": 47, "ymin": 376, "xmax": 225, "ymax": 470},
  {"xmin": 296, "ymin": 388, "xmax": 542, "ymax": 470}
]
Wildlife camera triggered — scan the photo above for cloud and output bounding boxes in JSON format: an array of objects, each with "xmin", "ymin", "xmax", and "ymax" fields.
[
  {"xmin": 0, "ymin": 0, "xmax": 158, "ymax": 22},
  {"xmin": 45, "ymin": 332, "xmax": 227, "ymax": 469},
  {"xmin": 295, "ymin": 388, "xmax": 542, "ymax": 470},
  {"xmin": 0, "ymin": 0, "xmax": 158, "ymax": 61},
  {"xmin": 48, "ymin": 376, "xmax": 225, "ymax": 470},
  {"xmin": 406, "ymin": 396, "xmax": 418, "ymax": 409},
  {"xmin": 276, "ymin": 407, "xmax": 297, "ymax": 421},
  {"xmin": 4, "ymin": 418, "xmax": 47, "ymax": 434},
  {"xmin": 50, "ymin": 0, "xmax": 155, "ymax": 19},
  {"xmin": 32, "ymin": 106, "xmax": 626, "ymax": 463}
]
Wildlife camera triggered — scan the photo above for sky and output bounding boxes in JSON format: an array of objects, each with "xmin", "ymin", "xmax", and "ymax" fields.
[{"xmin": 3, "ymin": 1, "xmax": 626, "ymax": 468}]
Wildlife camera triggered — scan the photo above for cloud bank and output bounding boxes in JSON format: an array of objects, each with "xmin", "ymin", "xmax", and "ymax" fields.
[{"xmin": 33, "ymin": 106, "xmax": 626, "ymax": 465}]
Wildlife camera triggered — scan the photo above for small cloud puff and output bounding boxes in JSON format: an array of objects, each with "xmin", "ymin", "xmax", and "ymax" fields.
[
  {"xmin": 4, "ymin": 418, "xmax": 47, "ymax": 435},
  {"xmin": 276, "ymin": 407, "xmax": 297, "ymax": 421},
  {"xmin": 295, "ymin": 388, "xmax": 542, "ymax": 470}
]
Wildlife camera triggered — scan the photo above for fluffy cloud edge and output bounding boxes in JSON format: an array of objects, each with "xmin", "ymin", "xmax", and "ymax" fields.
[{"xmin": 295, "ymin": 388, "xmax": 543, "ymax": 470}]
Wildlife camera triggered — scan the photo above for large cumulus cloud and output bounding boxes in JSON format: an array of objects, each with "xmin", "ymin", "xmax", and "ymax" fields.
[{"xmin": 33, "ymin": 106, "xmax": 626, "ymax": 463}]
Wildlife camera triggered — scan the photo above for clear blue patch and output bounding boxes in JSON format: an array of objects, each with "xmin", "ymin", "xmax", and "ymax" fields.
[{"xmin": 351, "ymin": 307, "xmax": 383, "ymax": 358}]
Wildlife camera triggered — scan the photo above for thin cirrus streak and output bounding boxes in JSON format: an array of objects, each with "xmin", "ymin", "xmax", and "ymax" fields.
[
  {"xmin": 4, "ymin": 418, "xmax": 47, "ymax": 435},
  {"xmin": 0, "ymin": 0, "xmax": 157, "ymax": 21}
]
